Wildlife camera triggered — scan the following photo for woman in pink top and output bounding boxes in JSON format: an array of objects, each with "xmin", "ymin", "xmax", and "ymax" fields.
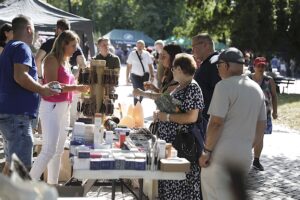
[{"xmin": 30, "ymin": 30, "xmax": 89, "ymax": 184}]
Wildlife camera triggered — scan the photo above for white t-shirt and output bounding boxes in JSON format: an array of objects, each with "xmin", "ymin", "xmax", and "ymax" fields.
[
  {"xmin": 208, "ymin": 75, "xmax": 266, "ymax": 168},
  {"xmin": 127, "ymin": 50, "xmax": 153, "ymax": 76}
]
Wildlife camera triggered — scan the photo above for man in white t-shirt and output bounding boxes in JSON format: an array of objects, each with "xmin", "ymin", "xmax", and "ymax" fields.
[
  {"xmin": 199, "ymin": 47, "xmax": 267, "ymax": 200},
  {"xmin": 126, "ymin": 40, "xmax": 154, "ymax": 105}
]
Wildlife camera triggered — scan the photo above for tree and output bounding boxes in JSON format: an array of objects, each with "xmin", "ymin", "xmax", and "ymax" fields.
[
  {"xmin": 287, "ymin": 0, "xmax": 300, "ymax": 62},
  {"xmin": 273, "ymin": 0, "xmax": 290, "ymax": 55},
  {"xmin": 255, "ymin": 0, "xmax": 276, "ymax": 55},
  {"xmin": 231, "ymin": 0, "xmax": 259, "ymax": 52},
  {"xmin": 133, "ymin": 0, "xmax": 185, "ymax": 40}
]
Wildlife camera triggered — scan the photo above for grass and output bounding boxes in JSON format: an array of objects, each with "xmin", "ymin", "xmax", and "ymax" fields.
[{"xmin": 273, "ymin": 93, "xmax": 300, "ymax": 131}]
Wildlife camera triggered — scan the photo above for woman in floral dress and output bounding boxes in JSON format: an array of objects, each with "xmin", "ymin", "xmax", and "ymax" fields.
[{"xmin": 155, "ymin": 53, "xmax": 204, "ymax": 199}]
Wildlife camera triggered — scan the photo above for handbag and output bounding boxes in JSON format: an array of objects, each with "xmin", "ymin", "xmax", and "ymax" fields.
[
  {"xmin": 172, "ymin": 124, "xmax": 203, "ymax": 163},
  {"xmin": 171, "ymin": 83, "xmax": 207, "ymax": 163},
  {"xmin": 136, "ymin": 51, "xmax": 149, "ymax": 82}
]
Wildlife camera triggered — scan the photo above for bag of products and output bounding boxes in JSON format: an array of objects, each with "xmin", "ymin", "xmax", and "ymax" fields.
[{"xmin": 172, "ymin": 123, "xmax": 205, "ymax": 163}]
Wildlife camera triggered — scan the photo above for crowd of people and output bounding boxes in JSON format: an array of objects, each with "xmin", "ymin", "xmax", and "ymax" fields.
[{"xmin": 0, "ymin": 14, "xmax": 282, "ymax": 200}]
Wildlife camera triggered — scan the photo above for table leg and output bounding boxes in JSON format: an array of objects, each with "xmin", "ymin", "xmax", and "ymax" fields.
[
  {"xmin": 138, "ymin": 179, "xmax": 143, "ymax": 200},
  {"xmin": 112, "ymin": 180, "xmax": 116, "ymax": 200}
]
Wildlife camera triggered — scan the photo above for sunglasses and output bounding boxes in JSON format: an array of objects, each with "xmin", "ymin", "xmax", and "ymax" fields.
[
  {"xmin": 255, "ymin": 64, "xmax": 266, "ymax": 68},
  {"xmin": 217, "ymin": 61, "xmax": 227, "ymax": 69}
]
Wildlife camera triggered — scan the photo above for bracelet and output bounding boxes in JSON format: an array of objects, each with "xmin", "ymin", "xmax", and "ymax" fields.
[
  {"xmin": 166, "ymin": 114, "xmax": 170, "ymax": 122},
  {"xmin": 204, "ymin": 147, "xmax": 213, "ymax": 153}
]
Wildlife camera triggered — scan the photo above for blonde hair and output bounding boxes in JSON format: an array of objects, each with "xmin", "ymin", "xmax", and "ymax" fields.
[{"xmin": 50, "ymin": 30, "xmax": 79, "ymax": 65}]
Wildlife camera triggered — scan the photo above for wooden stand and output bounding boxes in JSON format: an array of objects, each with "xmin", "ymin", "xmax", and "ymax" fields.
[{"xmin": 90, "ymin": 60, "xmax": 106, "ymax": 114}]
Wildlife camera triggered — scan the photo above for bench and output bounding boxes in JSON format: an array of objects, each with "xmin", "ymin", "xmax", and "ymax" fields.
[{"xmin": 274, "ymin": 77, "xmax": 295, "ymax": 93}]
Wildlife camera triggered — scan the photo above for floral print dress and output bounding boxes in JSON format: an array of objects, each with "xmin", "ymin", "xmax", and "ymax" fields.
[{"xmin": 158, "ymin": 80, "xmax": 204, "ymax": 200}]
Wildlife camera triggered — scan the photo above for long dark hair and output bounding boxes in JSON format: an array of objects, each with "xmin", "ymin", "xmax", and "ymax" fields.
[
  {"xmin": 162, "ymin": 44, "xmax": 182, "ymax": 84},
  {"xmin": 0, "ymin": 23, "xmax": 12, "ymax": 46}
]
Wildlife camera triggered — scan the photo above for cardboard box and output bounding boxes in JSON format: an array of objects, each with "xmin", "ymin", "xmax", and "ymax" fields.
[{"xmin": 160, "ymin": 158, "xmax": 190, "ymax": 172}]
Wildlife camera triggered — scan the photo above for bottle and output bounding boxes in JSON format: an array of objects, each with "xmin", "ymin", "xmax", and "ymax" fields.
[
  {"xmin": 105, "ymin": 131, "xmax": 114, "ymax": 144},
  {"xmin": 94, "ymin": 113, "xmax": 103, "ymax": 148},
  {"xmin": 94, "ymin": 113, "xmax": 102, "ymax": 129},
  {"xmin": 157, "ymin": 139, "xmax": 166, "ymax": 159},
  {"xmin": 119, "ymin": 131, "xmax": 126, "ymax": 148}
]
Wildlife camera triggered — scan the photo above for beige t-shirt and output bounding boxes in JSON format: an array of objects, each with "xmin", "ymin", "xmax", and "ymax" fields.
[{"xmin": 208, "ymin": 75, "xmax": 267, "ymax": 168}]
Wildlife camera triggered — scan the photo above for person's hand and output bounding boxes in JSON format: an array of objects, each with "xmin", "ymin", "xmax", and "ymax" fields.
[
  {"xmin": 143, "ymin": 81, "xmax": 154, "ymax": 91},
  {"xmin": 153, "ymin": 110, "xmax": 160, "ymax": 121},
  {"xmin": 272, "ymin": 112, "xmax": 278, "ymax": 119},
  {"xmin": 199, "ymin": 152, "xmax": 211, "ymax": 168},
  {"xmin": 40, "ymin": 81, "xmax": 60, "ymax": 97},
  {"xmin": 133, "ymin": 88, "xmax": 143, "ymax": 97},
  {"xmin": 154, "ymin": 111, "xmax": 168, "ymax": 121},
  {"xmin": 126, "ymin": 78, "xmax": 132, "ymax": 85},
  {"xmin": 76, "ymin": 85, "xmax": 90, "ymax": 93}
]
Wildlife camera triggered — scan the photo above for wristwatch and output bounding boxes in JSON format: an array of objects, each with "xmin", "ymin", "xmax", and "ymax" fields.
[{"xmin": 166, "ymin": 114, "xmax": 170, "ymax": 122}]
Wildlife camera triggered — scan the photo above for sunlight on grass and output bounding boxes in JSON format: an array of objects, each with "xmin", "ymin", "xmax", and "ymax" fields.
[{"xmin": 273, "ymin": 94, "xmax": 300, "ymax": 131}]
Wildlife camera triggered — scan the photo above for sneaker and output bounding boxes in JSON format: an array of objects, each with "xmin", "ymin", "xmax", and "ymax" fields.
[{"xmin": 253, "ymin": 161, "xmax": 264, "ymax": 171}]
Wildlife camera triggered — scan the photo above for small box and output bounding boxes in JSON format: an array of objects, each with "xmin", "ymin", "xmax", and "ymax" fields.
[
  {"xmin": 78, "ymin": 150, "xmax": 90, "ymax": 158},
  {"xmin": 125, "ymin": 159, "xmax": 135, "ymax": 170},
  {"xmin": 134, "ymin": 159, "xmax": 146, "ymax": 170},
  {"xmin": 100, "ymin": 158, "xmax": 115, "ymax": 170},
  {"xmin": 160, "ymin": 158, "xmax": 190, "ymax": 172},
  {"xmin": 115, "ymin": 157, "xmax": 126, "ymax": 170},
  {"xmin": 73, "ymin": 157, "xmax": 90, "ymax": 170},
  {"xmin": 90, "ymin": 159, "xmax": 101, "ymax": 170},
  {"xmin": 90, "ymin": 152, "xmax": 102, "ymax": 158}
]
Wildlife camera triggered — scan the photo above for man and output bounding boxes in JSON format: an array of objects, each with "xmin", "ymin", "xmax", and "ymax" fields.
[
  {"xmin": 151, "ymin": 40, "xmax": 164, "ymax": 88},
  {"xmin": 126, "ymin": 40, "xmax": 154, "ymax": 105},
  {"xmin": 199, "ymin": 47, "xmax": 267, "ymax": 200},
  {"xmin": 94, "ymin": 37, "xmax": 120, "ymax": 70},
  {"xmin": 192, "ymin": 33, "xmax": 221, "ymax": 121},
  {"xmin": 35, "ymin": 18, "xmax": 86, "ymax": 79},
  {"xmin": 0, "ymin": 15, "xmax": 58, "ymax": 174}
]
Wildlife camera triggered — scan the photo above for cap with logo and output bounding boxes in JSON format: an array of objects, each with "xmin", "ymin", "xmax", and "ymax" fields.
[
  {"xmin": 210, "ymin": 47, "xmax": 245, "ymax": 64},
  {"xmin": 254, "ymin": 57, "xmax": 267, "ymax": 66}
]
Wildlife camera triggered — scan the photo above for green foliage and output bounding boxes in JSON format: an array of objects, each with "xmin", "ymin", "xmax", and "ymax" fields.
[
  {"xmin": 287, "ymin": 0, "xmax": 300, "ymax": 62},
  {"xmin": 231, "ymin": 0, "xmax": 259, "ymax": 51},
  {"xmin": 43, "ymin": 0, "xmax": 299, "ymax": 63},
  {"xmin": 255, "ymin": 0, "xmax": 276, "ymax": 54},
  {"xmin": 47, "ymin": 0, "xmax": 69, "ymax": 11}
]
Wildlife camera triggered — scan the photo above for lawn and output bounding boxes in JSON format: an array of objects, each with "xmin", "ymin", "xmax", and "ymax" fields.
[{"xmin": 273, "ymin": 93, "xmax": 300, "ymax": 131}]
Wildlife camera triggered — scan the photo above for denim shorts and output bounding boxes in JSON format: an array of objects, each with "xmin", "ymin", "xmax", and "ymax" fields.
[{"xmin": 0, "ymin": 114, "xmax": 34, "ymax": 167}]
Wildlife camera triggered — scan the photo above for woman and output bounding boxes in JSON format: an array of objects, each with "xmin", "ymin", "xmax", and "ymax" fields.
[
  {"xmin": 249, "ymin": 57, "xmax": 278, "ymax": 171},
  {"xmin": 30, "ymin": 30, "xmax": 89, "ymax": 184},
  {"xmin": 0, "ymin": 23, "xmax": 13, "ymax": 54},
  {"xmin": 133, "ymin": 44, "xmax": 182, "ymax": 99},
  {"xmin": 154, "ymin": 53, "xmax": 204, "ymax": 199}
]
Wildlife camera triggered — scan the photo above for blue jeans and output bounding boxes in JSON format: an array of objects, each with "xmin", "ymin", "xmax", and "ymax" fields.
[{"xmin": 0, "ymin": 114, "xmax": 34, "ymax": 168}]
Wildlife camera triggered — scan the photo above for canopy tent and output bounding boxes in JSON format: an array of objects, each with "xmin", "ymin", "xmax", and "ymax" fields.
[
  {"xmin": 0, "ymin": 0, "xmax": 95, "ymax": 56},
  {"xmin": 104, "ymin": 29, "xmax": 155, "ymax": 47}
]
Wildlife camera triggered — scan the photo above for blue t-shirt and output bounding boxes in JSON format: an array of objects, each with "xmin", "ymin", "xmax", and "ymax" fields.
[{"xmin": 0, "ymin": 40, "xmax": 39, "ymax": 117}]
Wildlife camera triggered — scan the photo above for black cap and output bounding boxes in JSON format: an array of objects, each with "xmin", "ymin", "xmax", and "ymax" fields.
[{"xmin": 210, "ymin": 47, "xmax": 245, "ymax": 64}]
